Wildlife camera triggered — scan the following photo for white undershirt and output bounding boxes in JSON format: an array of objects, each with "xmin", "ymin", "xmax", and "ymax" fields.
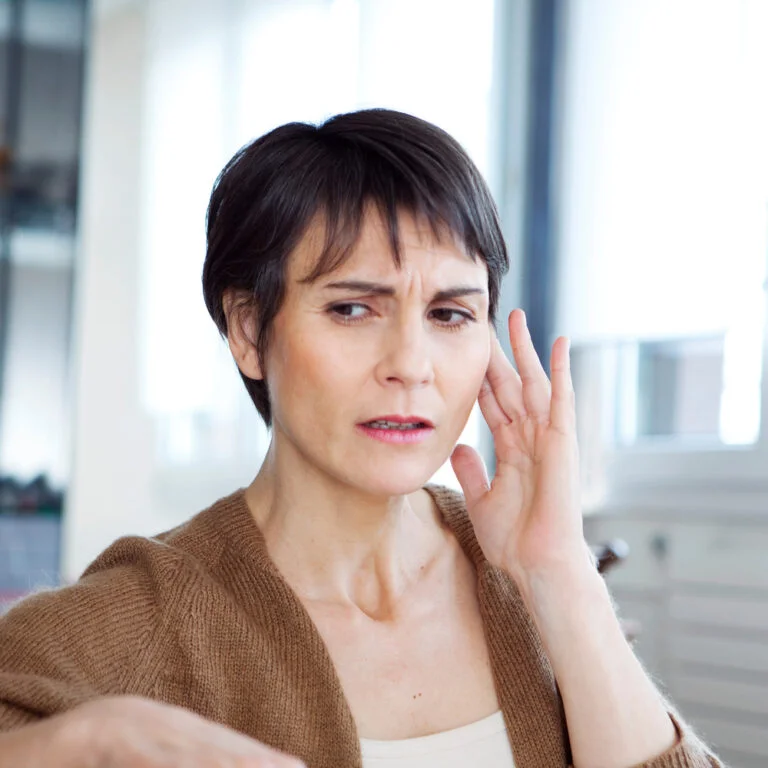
[{"xmin": 360, "ymin": 710, "xmax": 516, "ymax": 767}]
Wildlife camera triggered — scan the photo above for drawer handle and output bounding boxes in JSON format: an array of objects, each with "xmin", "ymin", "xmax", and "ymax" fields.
[{"xmin": 650, "ymin": 534, "xmax": 668, "ymax": 561}]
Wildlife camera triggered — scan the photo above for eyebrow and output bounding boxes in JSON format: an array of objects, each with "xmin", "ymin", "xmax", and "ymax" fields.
[{"xmin": 322, "ymin": 280, "xmax": 487, "ymax": 303}]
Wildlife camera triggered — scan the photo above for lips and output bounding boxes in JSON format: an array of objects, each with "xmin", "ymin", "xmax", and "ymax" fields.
[
  {"xmin": 360, "ymin": 414, "xmax": 435, "ymax": 428},
  {"xmin": 357, "ymin": 416, "xmax": 435, "ymax": 444}
]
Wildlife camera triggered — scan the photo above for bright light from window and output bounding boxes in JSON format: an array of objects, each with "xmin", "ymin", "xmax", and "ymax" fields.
[{"xmin": 558, "ymin": 0, "xmax": 768, "ymax": 449}]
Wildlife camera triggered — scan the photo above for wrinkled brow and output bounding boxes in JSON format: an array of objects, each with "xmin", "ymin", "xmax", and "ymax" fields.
[{"xmin": 322, "ymin": 280, "xmax": 487, "ymax": 303}]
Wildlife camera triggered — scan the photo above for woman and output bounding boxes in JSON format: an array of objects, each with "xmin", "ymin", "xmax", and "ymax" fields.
[{"xmin": 0, "ymin": 110, "xmax": 720, "ymax": 767}]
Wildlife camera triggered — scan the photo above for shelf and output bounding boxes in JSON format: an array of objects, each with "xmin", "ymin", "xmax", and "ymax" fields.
[
  {"xmin": 0, "ymin": 506, "xmax": 62, "ymax": 517},
  {"xmin": 0, "ymin": 227, "xmax": 76, "ymax": 268}
]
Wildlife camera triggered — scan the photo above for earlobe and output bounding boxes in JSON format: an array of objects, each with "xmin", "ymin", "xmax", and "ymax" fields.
[{"xmin": 223, "ymin": 290, "xmax": 263, "ymax": 380}]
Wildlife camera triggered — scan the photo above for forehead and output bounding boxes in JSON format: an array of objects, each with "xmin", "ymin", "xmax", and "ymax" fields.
[{"xmin": 289, "ymin": 209, "xmax": 487, "ymax": 284}]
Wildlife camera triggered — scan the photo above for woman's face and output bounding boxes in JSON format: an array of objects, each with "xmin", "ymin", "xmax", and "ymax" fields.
[{"xmin": 264, "ymin": 211, "xmax": 492, "ymax": 496}]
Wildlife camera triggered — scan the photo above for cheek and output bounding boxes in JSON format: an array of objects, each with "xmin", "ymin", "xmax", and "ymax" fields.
[
  {"xmin": 437, "ymin": 334, "xmax": 490, "ymax": 421},
  {"xmin": 269, "ymin": 327, "xmax": 354, "ymax": 411},
  {"xmin": 441, "ymin": 333, "xmax": 490, "ymax": 387}
]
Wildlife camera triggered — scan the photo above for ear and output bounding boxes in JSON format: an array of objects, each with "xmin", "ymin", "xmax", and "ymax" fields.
[{"xmin": 223, "ymin": 289, "xmax": 263, "ymax": 380}]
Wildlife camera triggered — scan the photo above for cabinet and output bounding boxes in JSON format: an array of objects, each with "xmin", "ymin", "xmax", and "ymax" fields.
[{"xmin": 585, "ymin": 509, "xmax": 768, "ymax": 767}]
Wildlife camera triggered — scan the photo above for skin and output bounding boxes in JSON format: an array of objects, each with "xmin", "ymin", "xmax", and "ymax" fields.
[
  {"xmin": 228, "ymin": 211, "xmax": 491, "ymax": 618},
  {"xmin": 0, "ymin": 696, "xmax": 307, "ymax": 768},
  {"xmin": 226, "ymin": 208, "xmax": 680, "ymax": 767}
]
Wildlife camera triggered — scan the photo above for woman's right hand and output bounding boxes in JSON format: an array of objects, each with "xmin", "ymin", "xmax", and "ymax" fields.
[{"xmin": 60, "ymin": 695, "xmax": 307, "ymax": 768}]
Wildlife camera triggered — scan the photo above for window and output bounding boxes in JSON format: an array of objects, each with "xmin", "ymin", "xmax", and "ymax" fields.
[{"xmin": 555, "ymin": 0, "xmax": 768, "ymax": 505}]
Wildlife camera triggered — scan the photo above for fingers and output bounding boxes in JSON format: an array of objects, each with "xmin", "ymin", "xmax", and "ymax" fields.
[
  {"xmin": 450, "ymin": 444, "xmax": 490, "ymax": 509},
  {"xmin": 247, "ymin": 748, "xmax": 307, "ymax": 767},
  {"xmin": 484, "ymin": 330, "xmax": 527, "ymax": 424},
  {"xmin": 484, "ymin": 311, "xmax": 576, "ymax": 435},
  {"xmin": 82, "ymin": 695, "xmax": 309, "ymax": 768},
  {"xmin": 477, "ymin": 375, "xmax": 512, "ymax": 433},
  {"xmin": 268, "ymin": 756, "xmax": 308, "ymax": 768},
  {"xmin": 549, "ymin": 335, "xmax": 576, "ymax": 434},
  {"xmin": 508, "ymin": 309, "xmax": 551, "ymax": 421}
]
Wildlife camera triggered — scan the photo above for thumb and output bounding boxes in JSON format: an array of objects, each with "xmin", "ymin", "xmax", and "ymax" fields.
[{"xmin": 450, "ymin": 444, "xmax": 490, "ymax": 510}]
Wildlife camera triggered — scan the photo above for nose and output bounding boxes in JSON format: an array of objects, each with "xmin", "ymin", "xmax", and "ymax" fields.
[{"xmin": 374, "ymin": 313, "xmax": 435, "ymax": 389}]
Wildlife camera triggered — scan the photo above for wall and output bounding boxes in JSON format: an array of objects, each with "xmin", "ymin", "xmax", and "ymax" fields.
[{"xmin": 63, "ymin": 0, "xmax": 156, "ymax": 580}]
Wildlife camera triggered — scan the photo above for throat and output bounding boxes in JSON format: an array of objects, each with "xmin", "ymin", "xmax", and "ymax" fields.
[{"xmin": 250, "ymin": 483, "xmax": 452, "ymax": 616}]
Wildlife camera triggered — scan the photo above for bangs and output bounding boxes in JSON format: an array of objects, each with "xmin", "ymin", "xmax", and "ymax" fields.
[
  {"xmin": 298, "ymin": 200, "xmax": 478, "ymax": 286},
  {"xmin": 297, "ymin": 133, "xmax": 493, "ymax": 285}
]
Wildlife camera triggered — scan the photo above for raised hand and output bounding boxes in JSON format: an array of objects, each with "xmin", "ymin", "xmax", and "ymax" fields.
[{"xmin": 450, "ymin": 309, "xmax": 591, "ymax": 589}]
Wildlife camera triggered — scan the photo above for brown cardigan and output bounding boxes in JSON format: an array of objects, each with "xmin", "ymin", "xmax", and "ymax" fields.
[{"xmin": 0, "ymin": 485, "xmax": 721, "ymax": 767}]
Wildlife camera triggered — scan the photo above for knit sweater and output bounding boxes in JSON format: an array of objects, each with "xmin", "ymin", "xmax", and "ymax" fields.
[{"xmin": 0, "ymin": 485, "xmax": 720, "ymax": 767}]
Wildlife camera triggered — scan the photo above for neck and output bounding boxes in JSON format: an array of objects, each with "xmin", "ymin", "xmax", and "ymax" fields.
[{"xmin": 244, "ymin": 437, "xmax": 450, "ymax": 620}]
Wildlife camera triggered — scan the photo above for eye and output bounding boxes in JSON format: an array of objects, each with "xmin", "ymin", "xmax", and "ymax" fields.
[
  {"xmin": 328, "ymin": 302, "xmax": 371, "ymax": 323},
  {"xmin": 328, "ymin": 303, "xmax": 476, "ymax": 329},
  {"xmin": 430, "ymin": 307, "xmax": 476, "ymax": 329}
]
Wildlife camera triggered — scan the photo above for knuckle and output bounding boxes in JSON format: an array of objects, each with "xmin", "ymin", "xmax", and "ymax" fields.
[
  {"xmin": 240, "ymin": 750, "xmax": 306, "ymax": 768},
  {"xmin": 271, "ymin": 755, "xmax": 306, "ymax": 768}
]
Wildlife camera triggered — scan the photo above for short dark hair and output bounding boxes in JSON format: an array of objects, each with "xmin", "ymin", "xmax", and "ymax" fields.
[{"xmin": 202, "ymin": 108, "xmax": 509, "ymax": 427}]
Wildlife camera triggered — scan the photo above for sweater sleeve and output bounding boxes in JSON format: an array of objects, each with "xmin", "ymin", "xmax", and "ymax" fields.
[
  {"xmin": 565, "ymin": 708, "xmax": 724, "ymax": 768},
  {"xmin": 629, "ymin": 710, "xmax": 725, "ymax": 768},
  {"xmin": 0, "ymin": 538, "xmax": 161, "ymax": 733}
]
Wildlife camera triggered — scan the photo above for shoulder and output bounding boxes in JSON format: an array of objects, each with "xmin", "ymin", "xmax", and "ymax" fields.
[
  {"xmin": 0, "ymin": 490, "xmax": 250, "ymax": 717},
  {"xmin": 423, "ymin": 484, "xmax": 487, "ymax": 568},
  {"xmin": 423, "ymin": 483, "xmax": 467, "ymax": 528},
  {"xmin": 68, "ymin": 487, "xmax": 253, "ymax": 603},
  {"xmin": 85, "ymin": 488, "xmax": 246, "ymax": 571}
]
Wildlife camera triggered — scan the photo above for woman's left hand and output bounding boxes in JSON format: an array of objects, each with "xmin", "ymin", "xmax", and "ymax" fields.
[{"xmin": 450, "ymin": 309, "xmax": 592, "ymax": 589}]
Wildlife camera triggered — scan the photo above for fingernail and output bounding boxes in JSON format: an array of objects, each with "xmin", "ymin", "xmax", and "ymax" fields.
[{"xmin": 521, "ymin": 310, "xmax": 527, "ymax": 328}]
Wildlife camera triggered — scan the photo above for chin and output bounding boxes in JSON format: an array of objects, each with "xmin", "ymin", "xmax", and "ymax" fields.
[{"xmin": 347, "ymin": 458, "xmax": 445, "ymax": 498}]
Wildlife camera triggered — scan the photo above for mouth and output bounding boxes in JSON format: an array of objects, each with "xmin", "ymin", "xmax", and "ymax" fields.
[
  {"xmin": 358, "ymin": 415, "xmax": 435, "ymax": 430},
  {"xmin": 356, "ymin": 415, "xmax": 435, "ymax": 445}
]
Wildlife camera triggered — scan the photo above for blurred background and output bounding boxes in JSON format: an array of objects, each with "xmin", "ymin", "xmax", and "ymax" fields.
[{"xmin": 0, "ymin": 0, "xmax": 766, "ymax": 762}]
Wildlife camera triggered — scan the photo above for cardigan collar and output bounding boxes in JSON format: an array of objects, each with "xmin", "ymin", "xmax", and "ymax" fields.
[{"xmin": 207, "ymin": 484, "xmax": 570, "ymax": 767}]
